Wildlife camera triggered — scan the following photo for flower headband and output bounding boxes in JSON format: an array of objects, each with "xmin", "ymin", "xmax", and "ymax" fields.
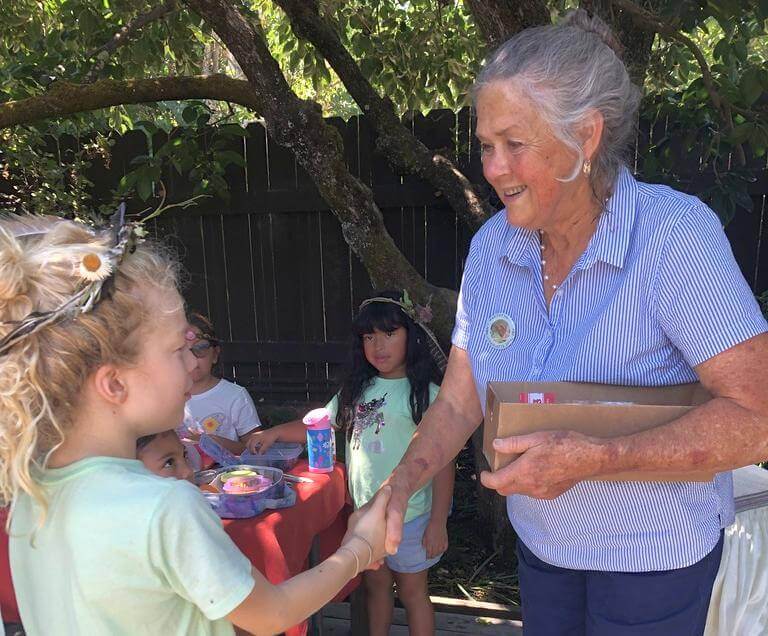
[
  {"xmin": 0, "ymin": 203, "xmax": 145, "ymax": 357},
  {"xmin": 358, "ymin": 290, "xmax": 448, "ymax": 371}
]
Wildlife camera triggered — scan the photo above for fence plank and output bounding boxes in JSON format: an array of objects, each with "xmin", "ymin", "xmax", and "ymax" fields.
[
  {"xmin": 320, "ymin": 210, "xmax": 353, "ymax": 342},
  {"xmin": 222, "ymin": 213, "xmax": 258, "ymax": 341},
  {"xmin": 200, "ymin": 212, "xmax": 231, "ymax": 337}
]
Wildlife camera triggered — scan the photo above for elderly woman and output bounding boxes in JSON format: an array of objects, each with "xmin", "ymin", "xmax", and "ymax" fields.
[{"xmin": 382, "ymin": 9, "xmax": 768, "ymax": 635}]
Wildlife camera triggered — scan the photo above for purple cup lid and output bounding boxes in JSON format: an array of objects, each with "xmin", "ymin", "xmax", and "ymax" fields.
[{"xmin": 303, "ymin": 407, "xmax": 331, "ymax": 428}]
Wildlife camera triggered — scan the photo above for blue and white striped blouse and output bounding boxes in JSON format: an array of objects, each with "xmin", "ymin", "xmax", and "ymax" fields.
[{"xmin": 452, "ymin": 167, "xmax": 768, "ymax": 572}]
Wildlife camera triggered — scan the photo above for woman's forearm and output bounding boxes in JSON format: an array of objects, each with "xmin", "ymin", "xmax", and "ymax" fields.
[
  {"xmin": 603, "ymin": 335, "xmax": 768, "ymax": 476},
  {"xmin": 391, "ymin": 396, "xmax": 478, "ymax": 497},
  {"xmin": 604, "ymin": 396, "xmax": 768, "ymax": 476},
  {"xmin": 430, "ymin": 457, "xmax": 455, "ymax": 522}
]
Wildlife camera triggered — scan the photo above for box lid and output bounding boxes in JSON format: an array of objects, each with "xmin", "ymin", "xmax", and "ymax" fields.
[{"xmin": 488, "ymin": 381, "xmax": 711, "ymax": 406}]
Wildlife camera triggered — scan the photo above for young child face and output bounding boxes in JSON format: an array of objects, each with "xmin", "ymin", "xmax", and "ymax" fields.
[
  {"xmin": 138, "ymin": 432, "xmax": 194, "ymax": 481},
  {"xmin": 188, "ymin": 325, "xmax": 220, "ymax": 385},
  {"xmin": 120, "ymin": 287, "xmax": 196, "ymax": 436},
  {"xmin": 362, "ymin": 326, "xmax": 408, "ymax": 379}
]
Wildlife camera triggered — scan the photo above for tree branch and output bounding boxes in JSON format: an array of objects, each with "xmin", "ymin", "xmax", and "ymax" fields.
[
  {"xmin": 463, "ymin": 0, "xmax": 550, "ymax": 51},
  {"xmin": 0, "ymin": 75, "xmax": 261, "ymax": 129},
  {"xmin": 274, "ymin": 0, "xmax": 491, "ymax": 231},
  {"xmin": 87, "ymin": 0, "xmax": 180, "ymax": 62},
  {"xmin": 184, "ymin": 0, "xmax": 458, "ymax": 343},
  {"xmin": 580, "ymin": 0, "xmax": 656, "ymax": 86},
  {"xmin": 608, "ymin": 0, "xmax": 745, "ymax": 166}
]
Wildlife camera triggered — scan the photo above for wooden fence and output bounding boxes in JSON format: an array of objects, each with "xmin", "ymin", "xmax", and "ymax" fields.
[{"xmin": 90, "ymin": 108, "xmax": 767, "ymax": 403}]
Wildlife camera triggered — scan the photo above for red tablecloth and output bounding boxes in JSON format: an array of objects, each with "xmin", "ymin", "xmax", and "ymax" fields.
[
  {"xmin": 224, "ymin": 460, "xmax": 358, "ymax": 636},
  {"xmin": 0, "ymin": 460, "xmax": 357, "ymax": 635}
]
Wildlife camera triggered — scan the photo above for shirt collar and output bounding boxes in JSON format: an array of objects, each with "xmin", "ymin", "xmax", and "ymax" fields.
[
  {"xmin": 500, "ymin": 166, "xmax": 638, "ymax": 270},
  {"xmin": 581, "ymin": 166, "xmax": 638, "ymax": 270},
  {"xmin": 501, "ymin": 222, "xmax": 537, "ymax": 267}
]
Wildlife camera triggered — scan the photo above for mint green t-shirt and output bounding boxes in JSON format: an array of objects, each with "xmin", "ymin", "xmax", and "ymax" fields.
[
  {"xmin": 327, "ymin": 377, "xmax": 439, "ymax": 523},
  {"xmin": 10, "ymin": 457, "xmax": 254, "ymax": 636}
]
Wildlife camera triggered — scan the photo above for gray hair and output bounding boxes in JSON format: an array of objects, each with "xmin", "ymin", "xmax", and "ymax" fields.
[{"xmin": 473, "ymin": 9, "xmax": 642, "ymax": 199}]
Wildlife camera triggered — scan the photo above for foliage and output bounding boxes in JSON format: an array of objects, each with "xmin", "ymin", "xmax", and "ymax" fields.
[
  {"xmin": 117, "ymin": 103, "xmax": 249, "ymax": 205},
  {"xmin": 636, "ymin": 1, "xmax": 768, "ymax": 224},
  {"xmin": 263, "ymin": 0, "xmax": 482, "ymax": 115},
  {"xmin": 0, "ymin": 124, "xmax": 104, "ymax": 222},
  {"xmin": 0, "ymin": 0, "xmax": 767, "ymax": 230}
]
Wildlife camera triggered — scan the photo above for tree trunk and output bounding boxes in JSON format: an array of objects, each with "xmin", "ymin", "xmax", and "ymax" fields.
[
  {"xmin": 464, "ymin": 0, "xmax": 551, "ymax": 51},
  {"xmin": 275, "ymin": 0, "xmax": 491, "ymax": 232},
  {"xmin": 582, "ymin": 0, "xmax": 656, "ymax": 86},
  {"xmin": 185, "ymin": 0, "xmax": 458, "ymax": 344}
]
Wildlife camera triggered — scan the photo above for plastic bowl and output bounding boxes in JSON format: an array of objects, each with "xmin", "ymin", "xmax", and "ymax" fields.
[{"xmin": 200, "ymin": 464, "xmax": 285, "ymax": 519}]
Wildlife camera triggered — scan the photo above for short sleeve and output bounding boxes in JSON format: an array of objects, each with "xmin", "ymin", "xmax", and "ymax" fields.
[
  {"xmin": 452, "ymin": 237, "xmax": 482, "ymax": 351},
  {"xmin": 148, "ymin": 481, "xmax": 255, "ymax": 620},
  {"xmin": 325, "ymin": 394, "xmax": 340, "ymax": 429},
  {"xmin": 428, "ymin": 382, "xmax": 440, "ymax": 405},
  {"xmin": 653, "ymin": 203, "xmax": 768, "ymax": 367},
  {"xmin": 231, "ymin": 386, "xmax": 262, "ymax": 437}
]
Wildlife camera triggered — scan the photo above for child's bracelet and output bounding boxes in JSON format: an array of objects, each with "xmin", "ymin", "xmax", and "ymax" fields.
[
  {"xmin": 337, "ymin": 546, "xmax": 360, "ymax": 578},
  {"xmin": 351, "ymin": 534, "xmax": 374, "ymax": 569}
]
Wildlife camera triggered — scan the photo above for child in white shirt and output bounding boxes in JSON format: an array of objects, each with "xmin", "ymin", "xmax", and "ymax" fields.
[{"xmin": 179, "ymin": 313, "xmax": 261, "ymax": 454}]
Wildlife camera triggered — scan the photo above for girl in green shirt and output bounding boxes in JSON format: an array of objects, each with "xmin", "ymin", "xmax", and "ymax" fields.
[
  {"xmin": 248, "ymin": 290, "xmax": 456, "ymax": 636},
  {"xmin": 0, "ymin": 214, "xmax": 389, "ymax": 636}
]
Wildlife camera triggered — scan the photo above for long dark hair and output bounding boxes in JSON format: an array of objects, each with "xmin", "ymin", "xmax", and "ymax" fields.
[{"xmin": 336, "ymin": 290, "xmax": 443, "ymax": 437}]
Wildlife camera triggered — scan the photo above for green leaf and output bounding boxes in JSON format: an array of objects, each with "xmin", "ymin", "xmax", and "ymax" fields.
[
  {"xmin": 729, "ymin": 122, "xmax": 755, "ymax": 145},
  {"xmin": 181, "ymin": 105, "xmax": 198, "ymax": 124},
  {"xmin": 118, "ymin": 172, "xmax": 138, "ymax": 190},
  {"xmin": 732, "ymin": 189, "xmax": 754, "ymax": 213},
  {"xmin": 289, "ymin": 48, "xmax": 302, "ymax": 68},
  {"xmin": 214, "ymin": 150, "xmax": 246, "ymax": 167},
  {"xmin": 713, "ymin": 38, "xmax": 730, "ymax": 62},
  {"xmin": 136, "ymin": 174, "xmax": 154, "ymax": 201},
  {"xmin": 733, "ymin": 39, "xmax": 748, "ymax": 61},
  {"xmin": 316, "ymin": 60, "xmax": 332, "ymax": 83},
  {"xmin": 739, "ymin": 68, "xmax": 764, "ymax": 106},
  {"xmin": 129, "ymin": 154, "xmax": 150, "ymax": 166}
]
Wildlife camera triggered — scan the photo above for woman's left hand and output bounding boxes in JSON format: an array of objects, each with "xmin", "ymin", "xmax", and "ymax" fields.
[
  {"xmin": 422, "ymin": 519, "xmax": 448, "ymax": 559},
  {"xmin": 480, "ymin": 430, "xmax": 609, "ymax": 499}
]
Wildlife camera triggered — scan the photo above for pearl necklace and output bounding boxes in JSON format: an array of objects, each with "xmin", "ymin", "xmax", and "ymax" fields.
[{"xmin": 538, "ymin": 231, "xmax": 558, "ymax": 292}]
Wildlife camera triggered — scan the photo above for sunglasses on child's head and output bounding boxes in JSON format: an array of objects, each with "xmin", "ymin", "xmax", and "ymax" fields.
[
  {"xmin": 189, "ymin": 339, "xmax": 218, "ymax": 358},
  {"xmin": 185, "ymin": 329, "xmax": 218, "ymax": 358}
]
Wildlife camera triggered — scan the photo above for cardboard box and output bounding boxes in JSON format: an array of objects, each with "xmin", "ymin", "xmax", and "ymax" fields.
[{"xmin": 484, "ymin": 381, "xmax": 715, "ymax": 482}]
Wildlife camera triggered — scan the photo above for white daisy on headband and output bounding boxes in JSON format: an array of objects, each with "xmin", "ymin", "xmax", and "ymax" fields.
[{"xmin": 77, "ymin": 251, "xmax": 113, "ymax": 282}]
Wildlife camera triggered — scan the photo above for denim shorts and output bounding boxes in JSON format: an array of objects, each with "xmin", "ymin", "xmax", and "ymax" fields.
[{"xmin": 386, "ymin": 511, "xmax": 444, "ymax": 574}]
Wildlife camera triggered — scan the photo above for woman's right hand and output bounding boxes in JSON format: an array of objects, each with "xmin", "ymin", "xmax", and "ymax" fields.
[
  {"xmin": 245, "ymin": 428, "xmax": 281, "ymax": 454},
  {"xmin": 342, "ymin": 486, "xmax": 391, "ymax": 570}
]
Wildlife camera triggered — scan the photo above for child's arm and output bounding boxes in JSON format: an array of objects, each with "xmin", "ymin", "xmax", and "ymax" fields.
[
  {"xmin": 245, "ymin": 418, "xmax": 306, "ymax": 454},
  {"xmin": 422, "ymin": 457, "xmax": 455, "ymax": 559},
  {"xmin": 227, "ymin": 487, "xmax": 391, "ymax": 635},
  {"xmin": 208, "ymin": 434, "xmax": 246, "ymax": 455}
]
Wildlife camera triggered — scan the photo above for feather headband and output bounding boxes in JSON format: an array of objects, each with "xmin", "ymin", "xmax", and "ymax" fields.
[{"xmin": 0, "ymin": 204, "xmax": 145, "ymax": 356}]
